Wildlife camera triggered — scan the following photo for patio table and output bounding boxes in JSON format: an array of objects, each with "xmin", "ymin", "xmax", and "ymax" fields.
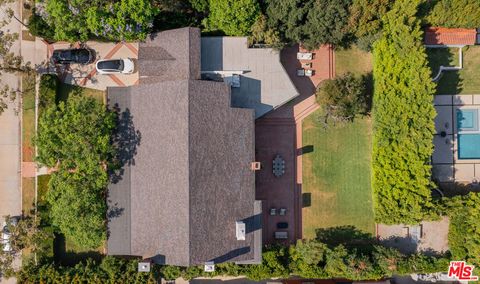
[{"xmin": 273, "ymin": 155, "xmax": 285, "ymax": 177}]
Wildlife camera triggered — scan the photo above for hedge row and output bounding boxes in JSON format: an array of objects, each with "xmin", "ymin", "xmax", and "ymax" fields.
[
  {"xmin": 372, "ymin": 0, "xmax": 437, "ymax": 224},
  {"xmin": 18, "ymin": 240, "xmax": 451, "ymax": 282}
]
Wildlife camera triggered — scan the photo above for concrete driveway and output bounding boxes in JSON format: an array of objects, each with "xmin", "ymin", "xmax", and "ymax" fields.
[{"xmin": 47, "ymin": 41, "xmax": 139, "ymax": 90}]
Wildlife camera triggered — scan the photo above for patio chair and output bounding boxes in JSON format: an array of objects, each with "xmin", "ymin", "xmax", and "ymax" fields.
[
  {"xmin": 279, "ymin": 208, "xmax": 287, "ymax": 215},
  {"xmin": 305, "ymin": 69, "xmax": 313, "ymax": 77},
  {"xmin": 270, "ymin": 208, "xmax": 277, "ymax": 216},
  {"xmin": 297, "ymin": 52, "xmax": 313, "ymax": 60},
  {"xmin": 297, "ymin": 69, "xmax": 305, "ymax": 77}
]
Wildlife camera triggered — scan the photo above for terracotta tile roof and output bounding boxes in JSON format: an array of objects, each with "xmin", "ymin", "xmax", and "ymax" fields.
[{"xmin": 425, "ymin": 27, "xmax": 477, "ymax": 46}]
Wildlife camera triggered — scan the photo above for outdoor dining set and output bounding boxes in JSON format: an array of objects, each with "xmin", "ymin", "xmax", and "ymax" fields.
[{"xmin": 296, "ymin": 52, "xmax": 314, "ymax": 77}]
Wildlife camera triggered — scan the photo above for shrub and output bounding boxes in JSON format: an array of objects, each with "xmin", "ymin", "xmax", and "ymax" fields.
[
  {"xmin": 316, "ymin": 72, "xmax": 368, "ymax": 122},
  {"xmin": 17, "ymin": 256, "xmax": 159, "ymax": 283},
  {"xmin": 372, "ymin": 0, "xmax": 437, "ymax": 224},
  {"xmin": 39, "ymin": 74, "xmax": 57, "ymax": 113},
  {"xmin": 425, "ymin": 0, "xmax": 480, "ymax": 28}
]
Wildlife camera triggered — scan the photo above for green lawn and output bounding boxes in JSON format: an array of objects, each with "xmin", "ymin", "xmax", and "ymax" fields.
[
  {"xmin": 428, "ymin": 46, "xmax": 480, "ymax": 94},
  {"xmin": 335, "ymin": 45, "xmax": 373, "ymax": 77},
  {"xmin": 302, "ymin": 111, "xmax": 375, "ymax": 239},
  {"xmin": 22, "ymin": 74, "xmax": 36, "ymax": 162},
  {"xmin": 22, "ymin": 74, "xmax": 36, "ymax": 216},
  {"xmin": 57, "ymin": 82, "xmax": 105, "ymax": 104}
]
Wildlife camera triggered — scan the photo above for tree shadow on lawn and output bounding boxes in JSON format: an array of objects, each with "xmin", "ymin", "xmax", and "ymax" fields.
[
  {"xmin": 315, "ymin": 225, "xmax": 377, "ymax": 253},
  {"xmin": 426, "ymin": 48, "xmax": 462, "ymax": 94},
  {"xmin": 53, "ymin": 233, "xmax": 103, "ymax": 266}
]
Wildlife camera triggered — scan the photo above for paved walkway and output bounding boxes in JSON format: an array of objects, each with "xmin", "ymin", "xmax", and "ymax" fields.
[
  {"xmin": 255, "ymin": 44, "xmax": 334, "ymax": 243},
  {"xmin": 1, "ymin": 1, "xmax": 23, "ymax": 283}
]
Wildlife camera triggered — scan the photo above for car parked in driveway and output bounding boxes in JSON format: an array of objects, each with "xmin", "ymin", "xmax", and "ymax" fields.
[
  {"xmin": 2, "ymin": 217, "xmax": 18, "ymax": 252},
  {"xmin": 51, "ymin": 48, "xmax": 95, "ymax": 65},
  {"xmin": 96, "ymin": 58, "xmax": 135, "ymax": 74}
]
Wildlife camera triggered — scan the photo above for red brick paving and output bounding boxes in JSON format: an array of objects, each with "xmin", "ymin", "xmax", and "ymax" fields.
[
  {"xmin": 21, "ymin": 162, "xmax": 36, "ymax": 178},
  {"xmin": 255, "ymin": 44, "xmax": 333, "ymax": 244},
  {"xmin": 108, "ymin": 74, "xmax": 126, "ymax": 87}
]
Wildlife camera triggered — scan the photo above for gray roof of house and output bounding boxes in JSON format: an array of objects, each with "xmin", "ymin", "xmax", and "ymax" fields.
[
  {"xmin": 201, "ymin": 37, "xmax": 299, "ymax": 118},
  {"xmin": 107, "ymin": 28, "xmax": 260, "ymax": 267}
]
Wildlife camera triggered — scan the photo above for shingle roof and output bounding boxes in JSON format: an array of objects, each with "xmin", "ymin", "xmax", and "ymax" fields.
[
  {"xmin": 424, "ymin": 27, "xmax": 477, "ymax": 46},
  {"xmin": 107, "ymin": 28, "xmax": 260, "ymax": 267}
]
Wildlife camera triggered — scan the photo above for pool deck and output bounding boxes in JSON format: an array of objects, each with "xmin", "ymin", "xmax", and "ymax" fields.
[{"xmin": 433, "ymin": 94, "xmax": 480, "ymax": 186}]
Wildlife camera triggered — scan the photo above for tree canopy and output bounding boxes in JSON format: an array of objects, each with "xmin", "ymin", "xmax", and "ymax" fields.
[
  {"xmin": 372, "ymin": 0, "xmax": 436, "ymax": 224},
  {"xmin": 424, "ymin": 0, "xmax": 480, "ymax": 29},
  {"xmin": 316, "ymin": 72, "xmax": 368, "ymax": 122},
  {"xmin": 42, "ymin": 0, "xmax": 158, "ymax": 41},
  {"xmin": 348, "ymin": 0, "xmax": 394, "ymax": 51},
  {"xmin": 0, "ymin": 0, "xmax": 33, "ymax": 114},
  {"xmin": 266, "ymin": 0, "xmax": 352, "ymax": 49},
  {"xmin": 35, "ymin": 95, "xmax": 115, "ymax": 248},
  {"xmin": 203, "ymin": 0, "xmax": 260, "ymax": 36}
]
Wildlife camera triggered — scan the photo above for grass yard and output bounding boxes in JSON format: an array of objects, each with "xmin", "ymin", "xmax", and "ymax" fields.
[
  {"xmin": 302, "ymin": 110, "xmax": 375, "ymax": 239},
  {"xmin": 335, "ymin": 45, "xmax": 373, "ymax": 76},
  {"xmin": 22, "ymin": 177, "xmax": 35, "ymax": 215},
  {"xmin": 428, "ymin": 46, "xmax": 480, "ymax": 94},
  {"xmin": 57, "ymin": 82, "xmax": 105, "ymax": 104},
  {"xmin": 22, "ymin": 74, "xmax": 36, "ymax": 162},
  {"xmin": 22, "ymin": 74, "xmax": 36, "ymax": 216}
]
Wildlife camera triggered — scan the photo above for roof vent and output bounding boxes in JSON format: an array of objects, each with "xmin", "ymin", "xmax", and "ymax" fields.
[
  {"xmin": 138, "ymin": 262, "xmax": 151, "ymax": 272},
  {"xmin": 204, "ymin": 261, "xmax": 215, "ymax": 272},
  {"xmin": 236, "ymin": 221, "xmax": 246, "ymax": 240}
]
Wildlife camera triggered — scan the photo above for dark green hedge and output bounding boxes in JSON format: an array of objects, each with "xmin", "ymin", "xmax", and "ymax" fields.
[
  {"xmin": 447, "ymin": 193, "xmax": 480, "ymax": 267},
  {"xmin": 18, "ymin": 240, "xmax": 451, "ymax": 282},
  {"xmin": 372, "ymin": 0, "xmax": 437, "ymax": 224}
]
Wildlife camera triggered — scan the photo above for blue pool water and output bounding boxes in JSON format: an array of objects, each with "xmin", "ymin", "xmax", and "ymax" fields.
[
  {"xmin": 457, "ymin": 109, "xmax": 480, "ymax": 159},
  {"xmin": 457, "ymin": 109, "xmax": 478, "ymax": 131},
  {"xmin": 458, "ymin": 134, "xmax": 480, "ymax": 159}
]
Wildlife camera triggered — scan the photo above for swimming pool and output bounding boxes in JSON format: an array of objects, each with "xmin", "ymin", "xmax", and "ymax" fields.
[{"xmin": 457, "ymin": 109, "xmax": 480, "ymax": 159}]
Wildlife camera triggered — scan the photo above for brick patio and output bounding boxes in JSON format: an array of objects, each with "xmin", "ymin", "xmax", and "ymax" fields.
[{"xmin": 255, "ymin": 44, "xmax": 334, "ymax": 244}]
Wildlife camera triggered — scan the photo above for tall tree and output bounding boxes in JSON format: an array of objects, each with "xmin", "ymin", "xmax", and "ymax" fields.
[
  {"xmin": 203, "ymin": 0, "xmax": 260, "ymax": 36},
  {"xmin": 35, "ymin": 95, "xmax": 115, "ymax": 248},
  {"xmin": 42, "ymin": 0, "xmax": 158, "ymax": 42},
  {"xmin": 0, "ymin": 0, "xmax": 33, "ymax": 114},
  {"xmin": 348, "ymin": 0, "xmax": 394, "ymax": 51},
  {"xmin": 266, "ymin": 0, "xmax": 352, "ymax": 49}
]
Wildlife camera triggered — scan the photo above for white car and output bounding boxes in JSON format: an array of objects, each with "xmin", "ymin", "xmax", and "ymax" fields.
[
  {"xmin": 1, "ymin": 218, "xmax": 17, "ymax": 252},
  {"xmin": 96, "ymin": 58, "xmax": 135, "ymax": 75}
]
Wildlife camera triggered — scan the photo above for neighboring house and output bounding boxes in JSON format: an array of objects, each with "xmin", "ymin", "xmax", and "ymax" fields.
[
  {"xmin": 424, "ymin": 27, "xmax": 477, "ymax": 47},
  {"xmin": 201, "ymin": 37, "xmax": 299, "ymax": 119},
  {"xmin": 106, "ymin": 28, "xmax": 262, "ymax": 266}
]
